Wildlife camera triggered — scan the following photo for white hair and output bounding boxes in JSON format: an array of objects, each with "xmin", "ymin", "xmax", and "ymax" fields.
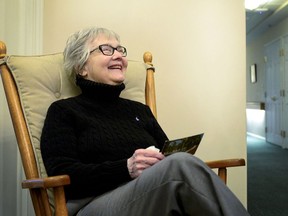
[{"xmin": 63, "ymin": 27, "xmax": 120, "ymax": 77}]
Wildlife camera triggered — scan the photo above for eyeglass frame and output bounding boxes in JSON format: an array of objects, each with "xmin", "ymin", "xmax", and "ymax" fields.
[{"xmin": 89, "ymin": 44, "xmax": 127, "ymax": 57}]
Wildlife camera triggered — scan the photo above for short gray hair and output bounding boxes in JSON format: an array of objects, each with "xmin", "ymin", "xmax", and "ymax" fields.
[{"xmin": 63, "ymin": 27, "xmax": 120, "ymax": 76}]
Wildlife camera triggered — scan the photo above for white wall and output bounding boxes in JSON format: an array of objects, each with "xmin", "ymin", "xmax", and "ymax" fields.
[
  {"xmin": 43, "ymin": 0, "xmax": 247, "ymax": 204},
  {"xmin": 246, "ymin": 109, "xmax": 265, "ymax": 138},
  {"xmin": 0, "ymin": 1, "xmax": 22, "ymax": 215},
  {"xmin": 0, "ymin": 2, "xmax": 4, "ymax": 213},
  {"xmin": 0, "ymin": 0, "xmax": 42, "ymax": 215},
  {"xmin": 0, "ymin": 0, "xmax": 4, "ymax": 39}
]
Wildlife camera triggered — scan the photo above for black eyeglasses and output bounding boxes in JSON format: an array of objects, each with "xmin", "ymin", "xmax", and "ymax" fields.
[{"xmin": 90, "ymin": 44, "xmax": 127, "ymax": 57}]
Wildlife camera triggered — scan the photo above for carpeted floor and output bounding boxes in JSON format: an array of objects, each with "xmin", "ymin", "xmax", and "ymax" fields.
[{"xmin": 247, "ymin": 135, "xmax": 288, "ymax": 216}]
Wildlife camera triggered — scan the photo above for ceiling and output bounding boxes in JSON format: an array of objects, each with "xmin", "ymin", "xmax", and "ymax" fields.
[{"xmin": 246, "ymin": 0, "xmax": 288, "ymax": 42}]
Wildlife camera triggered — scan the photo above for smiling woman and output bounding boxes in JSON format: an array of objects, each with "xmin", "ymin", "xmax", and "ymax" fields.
[
  {"xmin": 78, "ymin": 36, "xmax": 128, "ymax": 85},
  {"xmin": 63, "ymin": 28, "xmax": 128, "ymax": 85}
]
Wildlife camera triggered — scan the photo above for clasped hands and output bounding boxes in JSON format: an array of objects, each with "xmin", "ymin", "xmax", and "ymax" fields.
[{"xmin": 127, "ymin": 146, "xmax": 165, "ymax": 179}]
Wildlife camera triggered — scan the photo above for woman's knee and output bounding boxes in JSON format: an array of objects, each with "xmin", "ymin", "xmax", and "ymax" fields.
[
  {"xmin": 165, "ymin": 152, "xmax": 203, "ymax": 166},
  {"xmin": 162, "ymin": 153, "xmax": 212, "ymax": 178}
]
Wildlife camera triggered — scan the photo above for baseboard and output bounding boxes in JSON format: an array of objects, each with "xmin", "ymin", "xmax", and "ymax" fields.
[{"xmin": 246, "ymin": 132, "xmax": 265, "ymax": 140}]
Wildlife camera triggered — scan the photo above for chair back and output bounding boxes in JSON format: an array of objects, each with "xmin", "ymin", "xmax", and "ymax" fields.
[{"xmin": 0, "ymin": 41, "xmax": 156, "ymax": 216}]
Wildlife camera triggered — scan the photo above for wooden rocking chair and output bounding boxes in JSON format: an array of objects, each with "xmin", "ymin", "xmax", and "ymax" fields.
[{"xmin": 0, "ymin": 41, "xmax": 245, "ymax": 216}]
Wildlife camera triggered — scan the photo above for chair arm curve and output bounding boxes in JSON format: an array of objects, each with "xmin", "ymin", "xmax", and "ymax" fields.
[
  {"xmin": 22, "ymin": 175, "xmax": 70, "ymax": 189},
  {"xmin": 205, "ymin": 158, "xmax": 245, "ymax": 169},
  {"xmin": 205, "ymin": 158, "xmax": 246, "ymax": 184}
]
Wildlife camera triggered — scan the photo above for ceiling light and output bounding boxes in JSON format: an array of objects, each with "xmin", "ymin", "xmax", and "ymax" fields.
[{"xmin": 245, "ymin": 0, "xmax": 271, "ymax": 10}]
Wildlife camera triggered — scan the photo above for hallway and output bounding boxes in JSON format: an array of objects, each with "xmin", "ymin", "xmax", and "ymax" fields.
[{"xmin": 247, "ymin": 135, "xmax": 288, "ymax": 216}]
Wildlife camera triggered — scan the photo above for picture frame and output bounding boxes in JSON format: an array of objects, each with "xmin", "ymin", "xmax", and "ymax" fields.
[{"xmin": 250, "ymin": 64, "xmax": 257, "ymax": 83}]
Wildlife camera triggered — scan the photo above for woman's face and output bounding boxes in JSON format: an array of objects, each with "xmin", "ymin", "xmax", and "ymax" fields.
[{"xmin": 80, "ymin": 34, "xmax": 128, "ymax": 85}]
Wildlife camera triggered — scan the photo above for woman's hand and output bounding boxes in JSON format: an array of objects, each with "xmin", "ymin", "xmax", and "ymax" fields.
[{"xmin": 127, "ymin": 148, "xmax": 165, "ymax": 179}]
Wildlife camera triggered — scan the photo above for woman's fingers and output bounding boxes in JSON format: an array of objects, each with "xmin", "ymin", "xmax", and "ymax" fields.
[{"xmin": 127, "ymin": 149, "xmax": 165, "ymax": 178}]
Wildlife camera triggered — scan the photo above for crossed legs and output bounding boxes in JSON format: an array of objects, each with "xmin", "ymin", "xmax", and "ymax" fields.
[{"xmin": 76, "ymin": 153, "xmax": 249, "ymax": 216}]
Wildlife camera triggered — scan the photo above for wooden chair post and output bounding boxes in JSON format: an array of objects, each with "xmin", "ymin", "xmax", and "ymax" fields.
[
  {"xmin": 0, "ymin": 41, "xmax": 7, "ymax": 58},
  {"xmin": 143, "ymin": 52, "xmax": 157, "ymax": 119},
  {"xmin": 0, "ymin": 41, "xmax": 39, "ymax": 180},
  {"xmin": 0, "ymin": 41, "xmax": 69, "ymax": 216}
]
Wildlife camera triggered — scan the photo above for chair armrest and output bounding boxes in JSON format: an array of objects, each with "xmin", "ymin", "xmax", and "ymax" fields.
[
  {"xmin": 22, "ymin": 175, "xmax": 70, "ymax": 216},
  {"xmin": 22, "ymin": 175, "xmax": 70, "ymax": 189},
  {"xmin": 205, "ymin": 158, "xmax": 245, "ymax": 169},
  {"xmin": 205, "ymin": 158, "xmax": 245, "ymax": 184}
]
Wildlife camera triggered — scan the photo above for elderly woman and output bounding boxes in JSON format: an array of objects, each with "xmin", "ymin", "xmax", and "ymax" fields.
[{"xmin": 40, "ymin": 27, "xmax": 249, "ymax": 216}]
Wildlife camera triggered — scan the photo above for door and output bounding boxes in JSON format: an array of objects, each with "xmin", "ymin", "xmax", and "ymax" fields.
[
  {"xmin": 283, "ymin": 35, "xmax": 288, "ymax": 148},
  {"xmin": 265, "ymin": 38, "xmax": 283, "ymax": 147}
]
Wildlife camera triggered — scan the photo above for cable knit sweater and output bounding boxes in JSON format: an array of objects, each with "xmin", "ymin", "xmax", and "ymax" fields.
[{"xmin": 40, "ymin": 78, "xmax": 168, "ymax": 200}]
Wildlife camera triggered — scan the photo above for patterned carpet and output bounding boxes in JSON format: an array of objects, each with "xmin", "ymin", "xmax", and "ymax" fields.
[{"xmin": 247, "ymin": 135, "xmax": 288, "ymax": 216}]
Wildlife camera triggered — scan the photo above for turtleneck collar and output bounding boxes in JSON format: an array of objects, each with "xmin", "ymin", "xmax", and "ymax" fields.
[{"xmin": 76, "ymin": 77, "xmax": 125, "ymax": 102}]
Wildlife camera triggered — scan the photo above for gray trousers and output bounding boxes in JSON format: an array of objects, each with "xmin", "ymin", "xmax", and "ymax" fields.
[{"xmin": 69, "ymin": 153, "xmax": 249, "ymax": 216}]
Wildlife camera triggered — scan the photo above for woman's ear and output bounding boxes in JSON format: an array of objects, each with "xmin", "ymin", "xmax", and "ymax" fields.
[{"xmin": 78, "ymin": 66, "xmax": 88, "ymax": 77}]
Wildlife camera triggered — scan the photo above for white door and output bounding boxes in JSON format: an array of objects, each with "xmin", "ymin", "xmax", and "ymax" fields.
[
  {"xmin": 283, "ymin": 34, "xmax": 288, "ymax": 149},
  {"xmin": 265, "ymin": 38, "xmax": 284, "ymax": 147}
]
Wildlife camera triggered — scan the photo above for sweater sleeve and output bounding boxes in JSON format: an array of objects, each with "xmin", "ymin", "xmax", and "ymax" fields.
[{"xmin": 40, "ymin": 102, "xmax": 131, "ymax": 199}]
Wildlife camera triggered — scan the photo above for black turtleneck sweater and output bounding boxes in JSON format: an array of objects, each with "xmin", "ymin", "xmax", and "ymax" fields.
[{"xmin": 40, "ymin": 78, "xmax": 168, "ymax": 200}]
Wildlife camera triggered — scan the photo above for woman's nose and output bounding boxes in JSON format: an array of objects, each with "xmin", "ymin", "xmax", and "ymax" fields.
[{"xmin": 112, "ymin": 50, "xmax": 124, "ymax": 59}]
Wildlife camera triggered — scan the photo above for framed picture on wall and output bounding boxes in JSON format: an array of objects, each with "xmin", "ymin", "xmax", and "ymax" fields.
[{"xmin": 250, "ymin": 64, "xmax": 257, "ymax": 83}]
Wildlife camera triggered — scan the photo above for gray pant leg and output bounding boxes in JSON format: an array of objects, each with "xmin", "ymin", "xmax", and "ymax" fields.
[{"xmin": 77, "ymin": 153, "xmax": 249, "ymax": 216}]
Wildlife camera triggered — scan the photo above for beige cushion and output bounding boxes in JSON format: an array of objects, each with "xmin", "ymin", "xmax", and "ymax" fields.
[{"xmin": 4, "ymin": 53, "xmax": 150, "ymax": 211}]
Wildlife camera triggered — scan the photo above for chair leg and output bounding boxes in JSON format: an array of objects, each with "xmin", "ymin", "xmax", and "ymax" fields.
[
  {"xmin": 218, "ymin": 168, "xmax": 227, "ymax": 184},
  {"xmin": 53, "ymin": 187, "xmax": 68, "ymax": 216},
  {"xmin": 30, "ymin": 189, "xmax": 52, "ymax": 216}
]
